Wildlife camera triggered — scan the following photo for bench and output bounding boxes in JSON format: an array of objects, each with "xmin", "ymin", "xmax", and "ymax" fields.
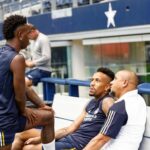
[
  {"xmin": 139, "ymin": 106, "xmax": 150, "ymax": 150},
  {"xmin": 52, "ymin": 94, "xmax": 90, "ymax": 130},
  {"xmin": 52, "ymin": 86, "xmax": 150, "ymax": 148}
]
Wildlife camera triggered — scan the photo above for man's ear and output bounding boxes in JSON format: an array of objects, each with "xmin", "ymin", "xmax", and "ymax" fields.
[
  {"xmin": 15, "ymin": 25, "xmax": 28, "ymax": 40},
  {"xmin": 15, "ymin": 29, "xmax": 23, "ymax": 41},
  {"xmin": 122, "ymin": 79, "xmax": 128, "ymax": 87},
  {"xmin": 105, "ymin": 84, "xmax": 111, "ymax": 92}
]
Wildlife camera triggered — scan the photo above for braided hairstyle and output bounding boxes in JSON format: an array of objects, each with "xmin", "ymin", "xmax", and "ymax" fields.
[
  {"xmin": 97, "ymin": 67, "xmax": 115, "ymax": 81},
  {"xmin": 3, "ymin": 15, "xmax": 27, "ymax": 40}
]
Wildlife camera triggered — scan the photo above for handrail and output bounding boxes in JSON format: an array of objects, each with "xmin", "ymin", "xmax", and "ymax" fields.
[
  {"xmin": 138, "ymin": 83, "xmax": 150, "ymax": 94},
  {"xmin": 40, "ymin": 77, "xmax": 90, "ymax": 101},
  {"xmin": 40, "ymin": 77, "xmax": 150, "ymax": 101}
]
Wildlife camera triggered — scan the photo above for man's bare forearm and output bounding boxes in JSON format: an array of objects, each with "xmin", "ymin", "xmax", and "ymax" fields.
[
  {"xmin": 26, "ymin": 86, "xmax": 45, "ymax": 107},
  {"xmin": 83, "ymin": 134, "xmax": 110, "ymax": 150},
  {"xmin": 55, "ymin": 128, "xmax": 69, "ymax": 140}
]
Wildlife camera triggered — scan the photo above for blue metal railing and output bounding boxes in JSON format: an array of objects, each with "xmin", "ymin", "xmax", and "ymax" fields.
[
  {"xmin": 40, "ymin": 78, "xmax": 90, "ymax": 101},
  {"xmin": 138, "ymin": 83, "xmax": 150, "ymax": 95},
  {"xmin": 41, "ymin": 77, "xmax": 150, "ymax": 102}
]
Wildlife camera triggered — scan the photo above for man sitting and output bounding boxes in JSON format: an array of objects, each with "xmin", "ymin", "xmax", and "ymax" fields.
[{"xmin": 84, "ymin": 70, "xmax": 147, "ymax": 150}]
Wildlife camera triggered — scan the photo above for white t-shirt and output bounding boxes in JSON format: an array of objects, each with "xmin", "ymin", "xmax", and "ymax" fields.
[{"xmin": 101, "ymin": 90, "xmax": 146, "ymax": 150}]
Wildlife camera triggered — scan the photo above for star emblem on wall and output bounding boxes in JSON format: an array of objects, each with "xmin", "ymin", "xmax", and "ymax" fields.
[{"xmin": 105, "ymin": 3, "xmax": 117, "ymax": 28}]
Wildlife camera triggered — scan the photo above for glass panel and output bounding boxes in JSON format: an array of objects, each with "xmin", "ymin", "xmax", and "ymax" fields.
[
  {"xmin": 83, "ymin": 42, "xmax": 147, "ymax": 82},
  {"xmin": 83, "ymin": 41, "xmax": 150, "ymax": 104},
  {"xmin": 51, "ymin": 47, "xmax": 72, "ymax": 78}
]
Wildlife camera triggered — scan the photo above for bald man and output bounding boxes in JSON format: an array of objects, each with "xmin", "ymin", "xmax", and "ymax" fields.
[{"xmin": 84, "ymin": 70, "xmax": 147, "ymax": 150}]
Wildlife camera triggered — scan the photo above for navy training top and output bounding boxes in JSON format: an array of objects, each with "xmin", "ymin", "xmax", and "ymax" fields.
[
  {"xmin": 0, "ymin": 44, "xmax": 20, "ymax": 130},
  {"xmin": 66, "ymin": 95, "xmax": 110, "ymax": 149}
]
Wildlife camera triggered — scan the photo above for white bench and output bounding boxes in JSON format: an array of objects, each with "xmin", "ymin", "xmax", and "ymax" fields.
[
  {"xmin": 139, "ymin": 106, "xmax": 150, "ymax": 150},
  {"xmin": 52, "ymin": 94, "xmax": 150, "ymax": 149},
  {"xmin": 52, "ymin": 94, "xmax": 90, "ymax": 130}
]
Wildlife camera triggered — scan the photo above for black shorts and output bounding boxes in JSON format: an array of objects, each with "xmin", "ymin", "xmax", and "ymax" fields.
[{"xmin": 0, "ymin": 115, "xmax": 26, "ymax": 147}]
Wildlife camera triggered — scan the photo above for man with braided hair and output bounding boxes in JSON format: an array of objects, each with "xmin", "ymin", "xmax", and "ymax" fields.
[{"xmin": 0, "ymin": 15, "xmax": 55, "ymax": 150}]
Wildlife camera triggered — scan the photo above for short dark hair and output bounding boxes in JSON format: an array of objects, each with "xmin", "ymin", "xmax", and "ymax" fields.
[
  {"xmin": 97, "ymin": 67, "xmax": 114, "ymax": 81},
  {"xmin": 3, "ymin": 15, "xmax": 27, "ymax": 40}
]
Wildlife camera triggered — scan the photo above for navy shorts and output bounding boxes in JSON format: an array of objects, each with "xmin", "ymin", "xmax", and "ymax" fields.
[
  {"xmin": 0, "ymin": 115, "xmax": 26, "ymax": 147},
  {"xmin": 41, "ymin": 137, "xmax": 76, "ymax": 150},
  {"xmin": 26, "ymin": 68, "xmax": 51, "ymax": 86},
  {"xmin": 55, "ymin": 137, "xmax": 76, "ymax": 150}
]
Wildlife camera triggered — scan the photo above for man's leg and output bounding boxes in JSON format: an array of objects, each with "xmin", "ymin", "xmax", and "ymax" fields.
[
  {"xmin": 12, "ymin": 129, "xmax": 41, "ymax": 150},
  {"xmin": 12, "ymin": 128, "xmax": 42, "ymax": 150},
  {"xmin": 26, "ymin": 108, "xmax": 55, "ymax": 150},
  {"xmin": 23, "ymin": 144, "xmax": 42, "ymax": 150},
  {"xmin": 25, "ymin": 68, "xmax": 51, "ymax": 87},
  {"xmin": 40, "ymin": 118, "xmax": 55, "ymax": 150},
  {"xmin": 12, "ymin": 108, "xmax": 54, "ymax": 150},
  {"xmin": 25, "ymin": 77, "xmax": 33, "ymax": 87},
  {"xmin": 56, "ymin": 138, "xmax": 75, "ymax": 150},
  {"xmin": 25, "ymin": 69, "xmax": 37, "ymax": 87}
]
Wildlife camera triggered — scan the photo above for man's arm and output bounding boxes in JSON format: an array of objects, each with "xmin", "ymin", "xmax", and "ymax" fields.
[
  {"xmin": 83, "ymin": 133, "xmax": 111, "ymax": 150},
  {"xmin": 25, "ymin": 86, "xmax": 49, "ymax": 108},
  {"xmin": 10, "ymin": 54, "xmax": 26, "ymax": 114},
  {"xmin": 102, "ymin": 97, "xmax": 114, "ymax": 116},
  {"xmin": 84, "ymin": 101, "xmax": 128, "ymax": 150},
  {"xmin": 25, "ymin": 60, "xmax": 35, "ymax": 68},
  {"xmin": 55, "ymin": 109, "xmax": 87, "ymax": 139}
]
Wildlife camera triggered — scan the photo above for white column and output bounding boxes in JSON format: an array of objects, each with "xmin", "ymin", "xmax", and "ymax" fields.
[
  {"xmin": 72, "ymin": 40, "xmax": 90, "ymax": 97},
  {"xmin": 72, "ymin": 40, "xmax": 85, "ymax": 79},
  {"xmin": 51, "ymin": 0, "xmax": 56, "ymax": 10},
  {"xmin": 90, "ymin": 0, "xmax": 93, "ymax": 4},
  {"xmin": 73, "ymin": 0, "xmax": 78, "ymax": 8}
]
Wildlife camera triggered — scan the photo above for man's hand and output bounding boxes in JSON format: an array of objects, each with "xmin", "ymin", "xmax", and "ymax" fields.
[
  {"xmin": 25, "ymin": 137, "xmax": 41, "ymax": 145},
  {"xmin": 25, "ymin": 60, "xmax": 35, "ymax": 68},
  {"xmin": 22, "ymin": 107, "xmax": 37, "ymax": 125},
  {"xmin": 39, "ymin": 105, "xmax": 54, "ymax": 112}
]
